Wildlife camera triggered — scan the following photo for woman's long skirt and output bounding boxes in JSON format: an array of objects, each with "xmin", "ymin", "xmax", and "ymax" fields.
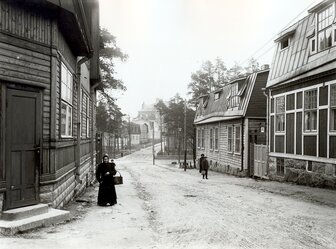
[{"xmin": 97, "ymin": 182, "xmax": 117, "ymax": 206}]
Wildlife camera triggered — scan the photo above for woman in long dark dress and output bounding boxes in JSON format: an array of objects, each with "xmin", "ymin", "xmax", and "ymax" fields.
[{"xmin": 96, "ymin": 155, "xmax": 117, "ymax": 206}]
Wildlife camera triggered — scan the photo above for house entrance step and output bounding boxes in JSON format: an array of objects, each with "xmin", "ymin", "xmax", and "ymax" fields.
[
  {"xmin": 0, "ymin": 206, "xmax": 70, "ymax": 235},
  {"xmin": 1, "ymin": 204, "xmax": 49, "ymax": 221}
]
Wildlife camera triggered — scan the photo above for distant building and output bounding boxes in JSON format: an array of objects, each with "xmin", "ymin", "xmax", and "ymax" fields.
[
  {"xmin": 133, "ymin": 101, "xmax": 161, "ymax": 142},
  {"xmin": 266, "ymin": 0, "xmax": 336, "ymax": 188}
]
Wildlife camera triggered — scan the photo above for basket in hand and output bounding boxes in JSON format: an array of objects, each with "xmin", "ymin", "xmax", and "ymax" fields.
[{"xmin": 113, "ymin": 171, "xmax": 123, "ymax": 185}]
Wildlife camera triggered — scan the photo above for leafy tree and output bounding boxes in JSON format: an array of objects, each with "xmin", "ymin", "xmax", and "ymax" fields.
[
  {"xmin": 96, "ymin": 28, "xmax": 127, "ymax": 133},
  {"xmin": 228, "ymin": 61, "xmax": 243, "ymax": 81},
  {"xmin": 187, "ymin": 58, "xmax": 228, "ymax": 107},
  {"xmin": 244, "ymin": 57, "xmax": 260, "ymax": 74}
]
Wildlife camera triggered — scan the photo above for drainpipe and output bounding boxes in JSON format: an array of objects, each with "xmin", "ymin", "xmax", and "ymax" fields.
[
  {"xmin": 75, "ymin": 52, "xmax": 93, "ymax": 188},
  {"xmin": 262, "ymin": 87, "xmax": 269, "ymax": 177}
]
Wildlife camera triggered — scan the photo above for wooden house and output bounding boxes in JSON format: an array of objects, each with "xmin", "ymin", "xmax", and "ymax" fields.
[
  {"xmin": 194, "ymin": 69, "xmax": 269, "ymax": 177},
  {"xmin": 0, "ymin": 0, "xmax": 101, "ymax": 212},
  {"xmin": 266, "ymin": 0, "xmax": 336, "ymax": 188}
]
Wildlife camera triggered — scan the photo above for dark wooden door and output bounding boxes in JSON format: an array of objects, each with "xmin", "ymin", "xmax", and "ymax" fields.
[{"xmin": 5, "ymin": 88, "xmax": 41, "ymax": 210}]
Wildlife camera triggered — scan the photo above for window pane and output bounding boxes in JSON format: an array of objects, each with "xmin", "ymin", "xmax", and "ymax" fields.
[
  {"xmin": 61, "ymin": 102, "xmax": 67, "ymax": 135},
  {"xmin": 326, "ymin": 27, "xmax": 332, "ymax": 48},
  {"xmin": 276, "ymin": 96, "xmax": 285, "ymax": 113},
  {"xmin": 331, "ymin": 108, "xmax": 336, "ymax": 131},
  {"xmin": 331, "ymin": 84, "xmax": 336, "ymax": 107},
  {"xmin": 318, "ymin": 31, "xmax": 325, "ymax": 50},
  {"xmin": 67, "ymin": 106, "xmax": 72, "ymax": 136}
]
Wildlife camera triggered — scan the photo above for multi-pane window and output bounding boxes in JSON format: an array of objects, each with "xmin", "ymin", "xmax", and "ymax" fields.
[
  {"xmin": 317, "ymin": 5, "xmax": 334, "ymax": 51},
  {"xmin": 304, "ymin": 89, "xmax": 317, "ymax": 132},
  {"xmin": 235, "ymin": 126, "xmax": 241, "ymax": 154},
  {"xmin": 201, "ymin": 129, "xmax": 204, "ymax": 148},
  {"xmin": 61, "ymin": 63, "xmax": 73, "ymax": 137},
  {"xmin": 229, "ymin": 83, "xmax": 239, "ymax": 108},
  {"xmin": 197, "ymin": 129, "xmax": 201, "ymax": 148},
  {"xmin": 330, "ymin": 84, "xmax": 336, "ymax": 131},
  {"xmin": 214, "ymin": 128, "xmax": 219, "ymax": 150},
  {"xmin": 275, "ymin": 96, "xmax": 285, "ymax": 132},
  {"xmin": 81, "ymin": 91, "xmax": 91, "ymax": 138},
  {"xmin": 210, "ymin": 128, "xmax": 213, "ymax": 150},
  {"xmin": 228, "ymin": 126, "xmax": 233, "ymax": 152}
]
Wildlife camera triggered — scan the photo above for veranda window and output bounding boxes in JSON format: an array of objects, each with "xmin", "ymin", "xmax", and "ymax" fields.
[
  {"xmin": 330, "ymin": 84, "xmax": 336, "ymax": 131},
  {"xmin": 317, "ymin": 5, "xmax": 334, "ymax": 51},
  {"xmin": 304, "ymin": 89, "xmax": 317, "ymax": 132},
  {"xmin": 275, "ymin": 96, "xmax": 285, "ymax": 132},
  {"xmin": 201, "ymin": 129, "xmax": 205, "ymax": 148},
  {"xmin": 61, "ymin": 63, "xmax": 73, "ymax": 137}
]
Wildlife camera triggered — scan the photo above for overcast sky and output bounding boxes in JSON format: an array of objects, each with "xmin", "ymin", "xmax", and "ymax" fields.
[{"xmin": 99, "ymin": 0, "xmax": 320, "ymax": 117}]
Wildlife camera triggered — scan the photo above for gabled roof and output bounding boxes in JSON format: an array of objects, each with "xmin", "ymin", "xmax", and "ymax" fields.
[{"xmin": 194, "ymin": 70, "xmax": 268, "ymax": 125}]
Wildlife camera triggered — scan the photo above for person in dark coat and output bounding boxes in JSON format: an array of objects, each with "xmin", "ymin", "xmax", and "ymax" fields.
[
  {"xmin": 96, "ymin": 154, "xmax": 117, "ymax": 206},
  {"xmin": 201, "ymin": 155, "xmax": 209, "ymax": 179},
  {"xmin": 198, "ymin": 154, "xmax": 205, "ymax": 173}
]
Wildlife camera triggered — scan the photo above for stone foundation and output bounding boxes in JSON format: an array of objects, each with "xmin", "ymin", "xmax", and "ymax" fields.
[
  {"xmin": 210, "ymin": 162, "xmax": 247, "ymax": 177},
  {"xmin": 268, "ymin": 156, "xmax": 336, "ymax": 189},
  {"xmin": 40, "ymin": 157, "xmax": 96, "ymax": 208}
]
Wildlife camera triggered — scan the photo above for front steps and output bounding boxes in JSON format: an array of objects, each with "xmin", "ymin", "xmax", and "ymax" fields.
[{"xmin": 0, "ymin": 204, "xmax": 70, "ymax": 235}]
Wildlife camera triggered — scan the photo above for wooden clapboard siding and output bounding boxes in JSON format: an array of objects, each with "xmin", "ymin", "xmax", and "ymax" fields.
[
  {"xmin": 57, "ymin": 28, "xmax": 76, "ymax": 70},
  {"xmin": 0, "ymin": 34, "xmax": 51, "ymax": 86},
  {"xmin": 56, "ymin": 145, "xmax": 75, "ymax": 171},
  {"xmin": 80, "ymin": 140, "xmax": 91, "ymax": 158},
  {"xmin": 0, "ymin": 1, "xmax": 51, "ymax": 44}
]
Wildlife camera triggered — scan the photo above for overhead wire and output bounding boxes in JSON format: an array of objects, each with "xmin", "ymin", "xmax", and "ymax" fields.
[{"xmin": 238, "ymin": 0, "xmax": 322, "ymax": 67}]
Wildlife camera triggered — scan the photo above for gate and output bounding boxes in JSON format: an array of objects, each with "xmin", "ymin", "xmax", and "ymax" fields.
[{"xmin": 253, "ymin": 144, "xmax": 267, "ymax": 178}]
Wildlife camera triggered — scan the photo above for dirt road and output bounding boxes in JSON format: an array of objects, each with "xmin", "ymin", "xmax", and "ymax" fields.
[{"xmin": 1, "ymin": 146, "xmax": 336, "ymax": 249}]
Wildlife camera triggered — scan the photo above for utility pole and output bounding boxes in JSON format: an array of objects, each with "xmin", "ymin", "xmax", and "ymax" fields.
[
  {"xmin": 151, "ymin": 121, "xmax": 155, "ymax": 165},
  {"xmin": 184, "ymin": 99, "xmax": 187, "ymax": 171},
  {"xmin": 128, "ymin": 115, "xmax": 131, "ymax": 154}
]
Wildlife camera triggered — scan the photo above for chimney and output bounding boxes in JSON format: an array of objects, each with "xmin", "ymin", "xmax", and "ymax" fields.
[{"xmin": 261, "ymin": 64, "xmax": 270, "ymax": 70}]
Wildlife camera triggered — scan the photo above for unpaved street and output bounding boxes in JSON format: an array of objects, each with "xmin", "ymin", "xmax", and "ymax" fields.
[{"xmin": 1, "ymin": 146, "xmax": 336, "ymax": 249}]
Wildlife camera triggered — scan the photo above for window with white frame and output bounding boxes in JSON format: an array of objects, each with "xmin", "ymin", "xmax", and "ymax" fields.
[
  {"xmin": 197, "ymin": 129, "xmax": 201, "ymax": 148},
  {"xmin": 214, "ymin": 92, "xmax": 220, "ymax": 100},
  {"xmin": 201, "ymin": 129, "xmax": 204, "ymax": 148},
  {"xmin": 304, "ymin": 89, "xmax": 317, "ymax": 132},
  {"xmin": 330, "ymin": 84, "xmax": 336, "ymax": 131},
  {"xmin": 235, "ymin": 126, "xmax": 241, "ymax": 154},
  {"xmin": 210, "ymin": 128, "xmax": 213, "ymax": 150},
  {"xmin": 214, "ymin": 128, "xmax": 219, "ymax": 150},
  {"xmin": 61, "ymin": 63, "xmax": 73, "ymax": 137},
  {"xmin": 228, "ymin": 126, "xmax": 233, "ymax": 152},
  {"xmin": 317, "ymin": 5, "xmax": 334, "ymax": 51},
  {"xmin": 275, "ymin": 96, "xmax": 285, "ymax": 132},
  {"xmin": 81, "ymin": 90, "xmax": 91, "ymax": 138}
]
